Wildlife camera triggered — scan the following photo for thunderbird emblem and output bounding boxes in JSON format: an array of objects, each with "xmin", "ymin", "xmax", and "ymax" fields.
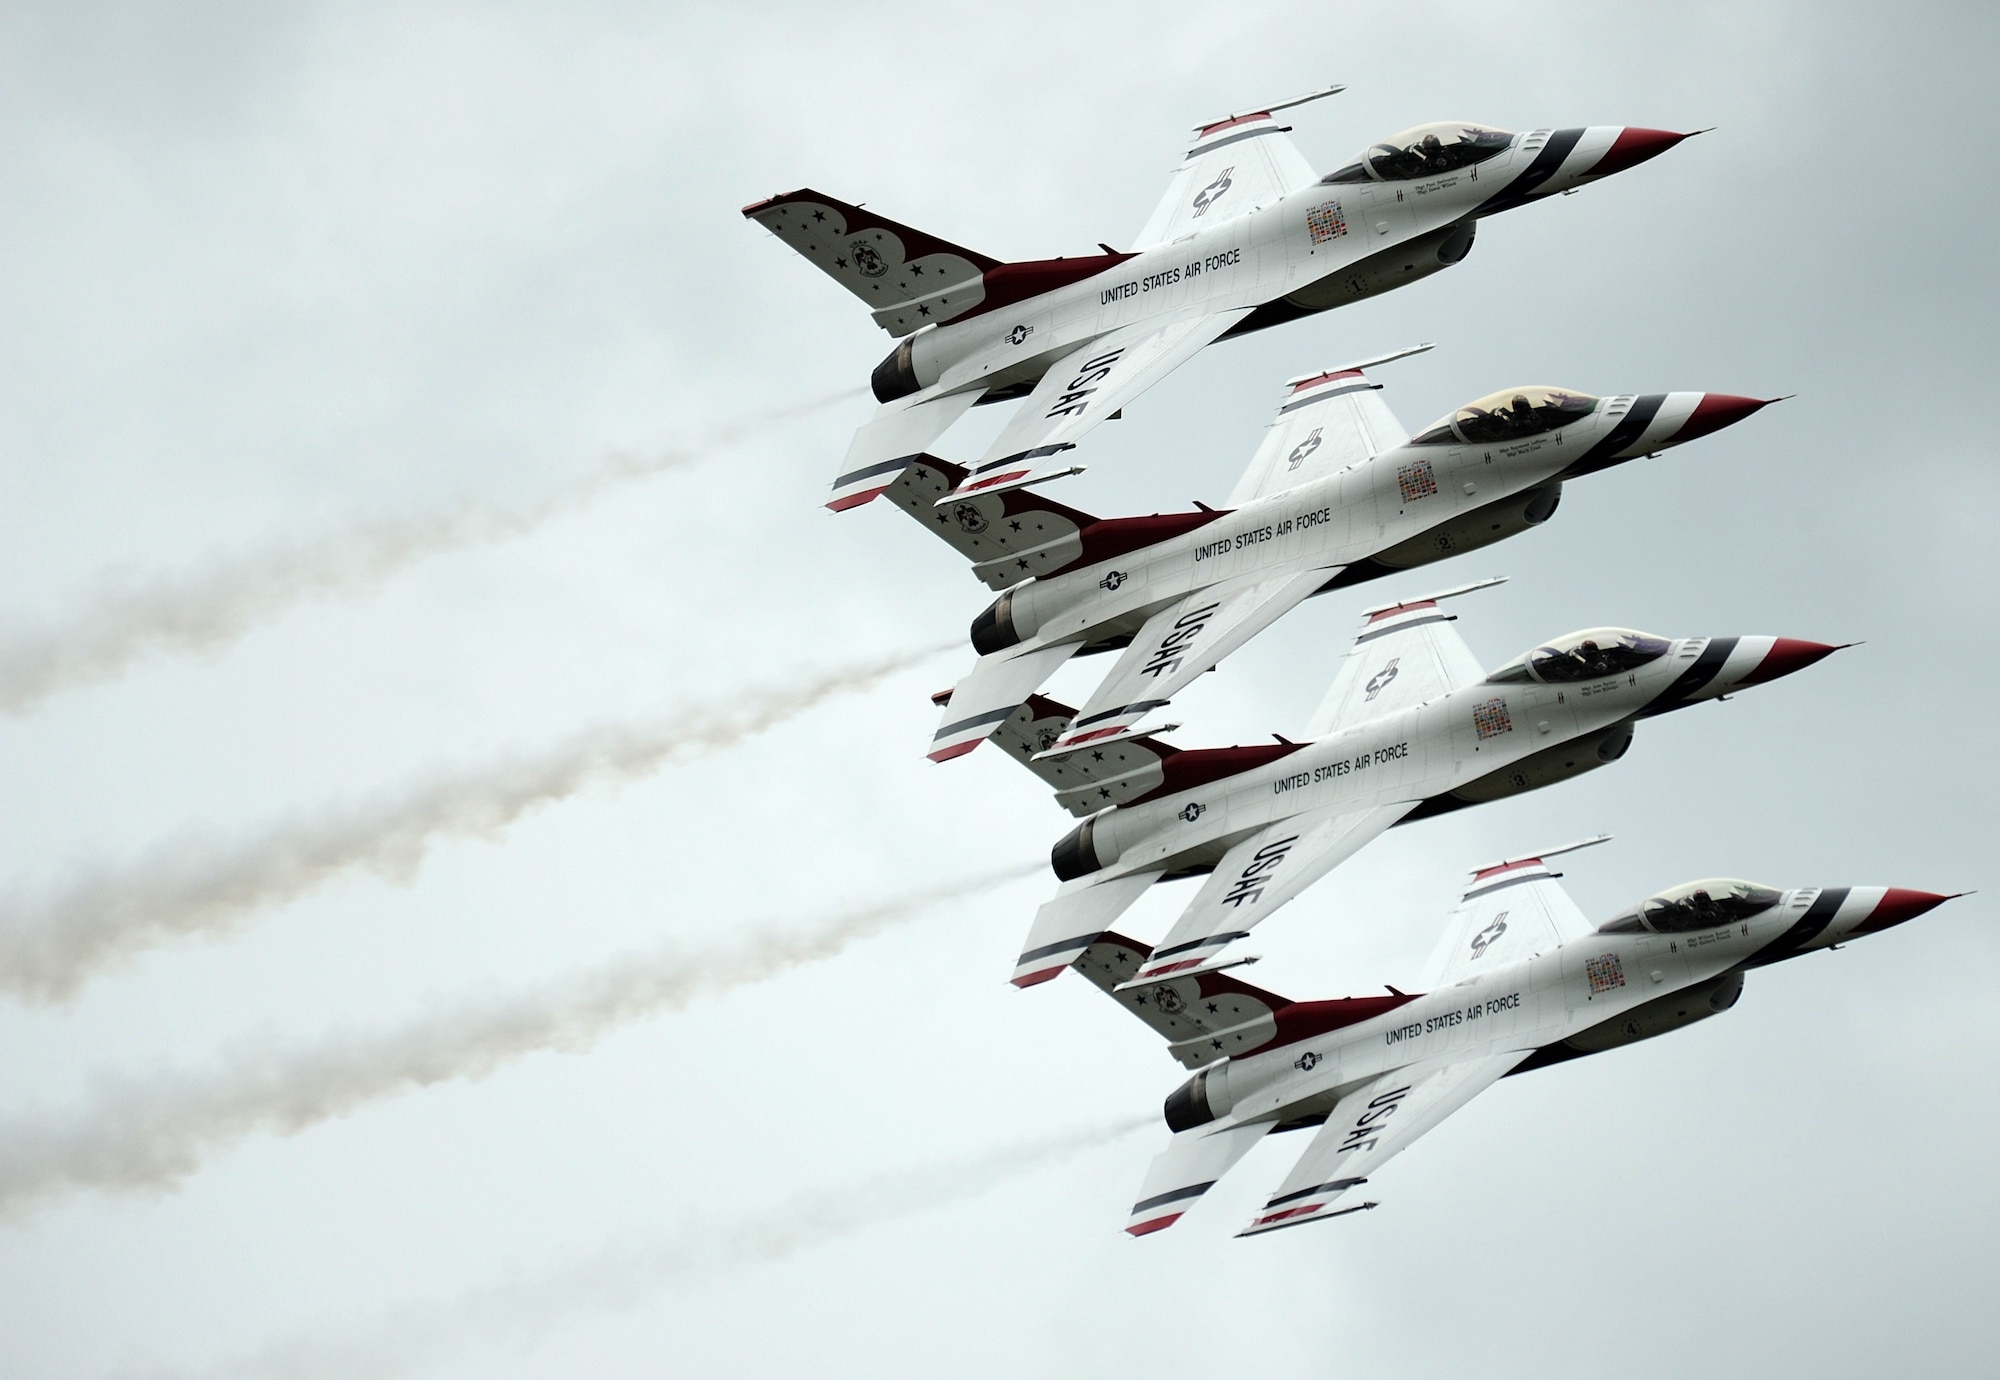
[
  {"xmin": 951, "ymin": 503, "xmax": 988, "ymax": 534},
  {"xmin": 849, "ymin": 240, "xmax": 888, "ymax": 278}
]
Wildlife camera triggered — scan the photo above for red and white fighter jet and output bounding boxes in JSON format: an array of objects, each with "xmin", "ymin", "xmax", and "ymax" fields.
[
  {"xmin": 900, "ymin": 353, "xmax": 1772, "ymax": 762},
  {"xmin": 743, "ymin": 88, "xmax": 1697, "ymax": 509},
  {"xmin": 1071, "ymin": 838, "xmax": 1959, "ymax": 1236},
  {"xmin": 990, "ymin": 583, "xmax": 1842, "ymax": 988}
]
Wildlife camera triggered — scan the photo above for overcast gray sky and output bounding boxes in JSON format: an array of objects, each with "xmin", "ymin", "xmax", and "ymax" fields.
[{"xmin": 3, "ymin": 2, "xmax": 1997, "ymax": 1376}]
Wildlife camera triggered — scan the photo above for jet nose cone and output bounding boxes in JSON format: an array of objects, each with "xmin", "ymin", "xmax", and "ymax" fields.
[
  {"xmin": 1592, "ymin": 127, "xmax": 1693, "ymax": 179},
  {"xmin": 1673, "ymin": 393, "xmax": 1776, "ymax": 445},
  {"xmin": 1734, "ymin": 637, "xmax": 1845, "ymax": 687},
  {"xmin": 1851, "ymin": 888, "xmax": 1960, "ymax": 936}
]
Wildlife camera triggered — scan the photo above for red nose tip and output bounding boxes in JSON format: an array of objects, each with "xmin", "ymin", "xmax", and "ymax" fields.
[
  {"xmin": 1735, "ymin": 638, "xmax": 1843, "ymax": 686},
  {"xmin": 1592, "ymin": 127, "xmax": 1691, "ymax": 179},
  {"xmin": 1673, "ymin": 394, "xmax": 1775, "ymax": 444},
  {"xmin": 1850, "ymin": 889, "xmax": 1958, "ymax": 936}
]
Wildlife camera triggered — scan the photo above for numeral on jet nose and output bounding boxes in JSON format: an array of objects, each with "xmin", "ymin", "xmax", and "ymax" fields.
[
  {"xmin": 1044, "ymin": 349, "xmax": 1127, "ymax": 419},
  {"xmin": 1140, "ymin": 601, "xmax": 1220, "ymax": 679}
]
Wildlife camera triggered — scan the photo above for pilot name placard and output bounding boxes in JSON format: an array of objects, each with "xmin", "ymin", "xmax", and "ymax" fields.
[
  {"xmin": 1098, "ymin": 248, "xmax": 1245, "ymax": 305},
  {"xmin": 1384, "ymin": 990, "xmax": 1522, "ymax": 1045}
]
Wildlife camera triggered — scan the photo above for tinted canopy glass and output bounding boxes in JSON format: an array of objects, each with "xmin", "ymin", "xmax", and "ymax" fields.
[
  {"xmin": 1599, "ymin": 879, "xmax": 1785, "ymax": 934},
  {"xmin": 1322, "ymin": 122, "xmax": 1514, "ymax": 185},
  {"xmin": 1411, "ymin": 386, "xmax": 1599, "ymax": 445},
  {"xmin": 1488, "ymin": 628, "xmax": 1672, "ymax": 685}
]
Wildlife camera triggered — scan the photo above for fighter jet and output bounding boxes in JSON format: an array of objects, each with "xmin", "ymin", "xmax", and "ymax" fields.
[
  {"xmin": 900, "ymin": 350, "xmax": 1773, "ymax": 761},
  {"xmin": 992, "ymin": 581, "xmax": 1842, "ymax": 988},
  {"xmin": 742, "ymin": 87, "xmax": 1698, "ymax": 510},
  {"xmin": 1071, "ymin": 837, "xmax": 1959, "ymax": 1235}
]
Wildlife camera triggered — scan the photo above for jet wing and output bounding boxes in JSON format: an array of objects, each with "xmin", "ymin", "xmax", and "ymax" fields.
[
  {"xmin": 1132, "ymin": 801, "xmax": 1418, "ymax": 982},
  {"xmin": 1225, "ymin": 347, "xmax": 1428, "ymax": 505},
  {"xmin": 1304, "ymin": 579, "xmax": 1504, "ymax": 737},
  {"xmin": 945, "ymin": 311, "xmax": 1254, "ymax": 501},
  {"xmin": 1237, "ymin": 1051, "xmax": 1530, "ymax": 1236},
  {"xmin": 1126, "ymin": 1122, "xmax": 1274, "ymax": 1236},
  {"xmin": 1132, "ymin": 95, "xmax": 1339, "ymax": 249},
  {"xmin": 1011, "ymin": 870, "xmax": 1158, "ymax": 987},
  {"xmin": 1419, "ymin": 837, "xmax": 1610, "ymax": 988},
  {"xmin": 1043, "ymin": 569, "xmax": 1333, "ymax": 754}
]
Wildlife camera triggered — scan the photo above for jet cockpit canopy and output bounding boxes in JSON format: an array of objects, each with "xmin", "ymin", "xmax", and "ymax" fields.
[
  {"xmin": 1322, "ymin": 122, "xmax": 1516, "ymax": 185},
  {"xmin": 1597, "ymin": 879, "xmax": 1786, "ymax": 934},
  {"xmin": 1411, "ymin": 386, "xmax": 1599, "ymax": 445},
  {"xmin": 1487, "ymin": 628, "xmax": 1672, "ymax": 685}
]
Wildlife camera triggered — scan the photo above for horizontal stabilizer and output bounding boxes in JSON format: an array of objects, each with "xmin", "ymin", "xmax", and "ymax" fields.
[
  {"xmin": 1128, "ymin": 1122, "xmax": 1273, "ymax": 1236},
  {"xmin": 929, "ymin": 644, "xmax": 1080, "ymax": 762},
  {"xmin": 1072, "ymin": 932, "xmax": 1291, "ymax": 1065},
  {"xmin": 829, "ymin": 393, "xmax": 981, "ymax": 511},
  {"xmin": 1012, "ymin": 872, "xmax": 1157, "ymax": 987},
  {"xmin": 988, "ymin": 696, "xmax": 1180, "ymax": 813}
]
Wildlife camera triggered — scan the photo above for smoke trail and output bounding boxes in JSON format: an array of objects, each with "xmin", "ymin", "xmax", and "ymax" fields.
[
  {"xmin": 0, "ymin": 642, "xmax": 948, "ymax": 1004},
  {"xmin": 0, "ymin": 862, "xmax": 1044, "ymax": 1216},
  {"xmin": 0, "ymin": 388, "xmax": 862, "ymax": 714},
  {"xmin": 123, "ymin": 1114, "xmax": 1147, "ymax": 1380}
]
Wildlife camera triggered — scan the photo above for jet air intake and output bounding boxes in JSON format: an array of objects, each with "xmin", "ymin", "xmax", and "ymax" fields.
[
  {"xmin": 1517, "ymin": 972, "xmax": 1744, "ymax": 1076},
  {"xmin": 1407, "ymin": 721, "xmax": 1634, "ymax": 820},
  {"xmin": 1164, "ymin": 1063, "xmax": 1235, "ymax": 1132},
  {"xmin": 1367, "ymin": 481, "xmax": 1562, "ymax": 572},
  {"xmin": 1283, "ymin": 220, "xmax": 1477, "ymax": 313}
]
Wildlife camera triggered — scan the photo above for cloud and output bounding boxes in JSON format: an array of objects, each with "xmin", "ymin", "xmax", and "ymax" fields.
[
  {"xmin": 0, "ymin": 388, "xmax": 860, "ymax": 714},
  {"xmin": 0, "ymin": 641, "xmax": 948, "ymax": 1003},
  {"xmin": 0, "ymin": 861, "xmax": 1044, "ymax": 1217}
]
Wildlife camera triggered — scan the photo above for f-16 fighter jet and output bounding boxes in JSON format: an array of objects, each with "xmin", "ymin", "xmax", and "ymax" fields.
[
  {"xmin": 1072, "ymin": 838, "xmax": 1958, "ymax": 1235},
  {"xmin": 994, "ymin": 582, "xmax": 1842, "ymax": 988},
  {"xmin": 903, "ymin": 354, "xmax": 1773, "ymax": 761},
  {"xmin": 742, "ymin": 87, "xmax": 1697, "ymax": 510}
]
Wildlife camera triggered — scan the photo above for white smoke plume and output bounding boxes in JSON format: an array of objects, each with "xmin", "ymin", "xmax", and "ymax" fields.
[
  {"xmin": 0, "ymin": 862, "xmax": 1045, "ymax": 1217},
  {"xmin": 0, "ymin": 642, "xmax": 949, "ymax": 1004},
  {"xmin": 0, "ymin": 388, "xmax": 861, "ymax": 714},
  {"xmin": 120, "ymin": 1114, "xmax": 1147, "ymax": 1380}
]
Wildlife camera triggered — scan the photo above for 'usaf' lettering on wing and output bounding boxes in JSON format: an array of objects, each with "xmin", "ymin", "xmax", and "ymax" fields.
[
  {"xmin": 1044, "ymin": 348, "xmax": 1127, "ymax": 420},
  {"xmin": 1140, "ymin": 602, "xmax": 1221, "ymax": 679},
  {"xmin": 1221, "ymin": 835, "xmax": 1300, "ymax": 908}
]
